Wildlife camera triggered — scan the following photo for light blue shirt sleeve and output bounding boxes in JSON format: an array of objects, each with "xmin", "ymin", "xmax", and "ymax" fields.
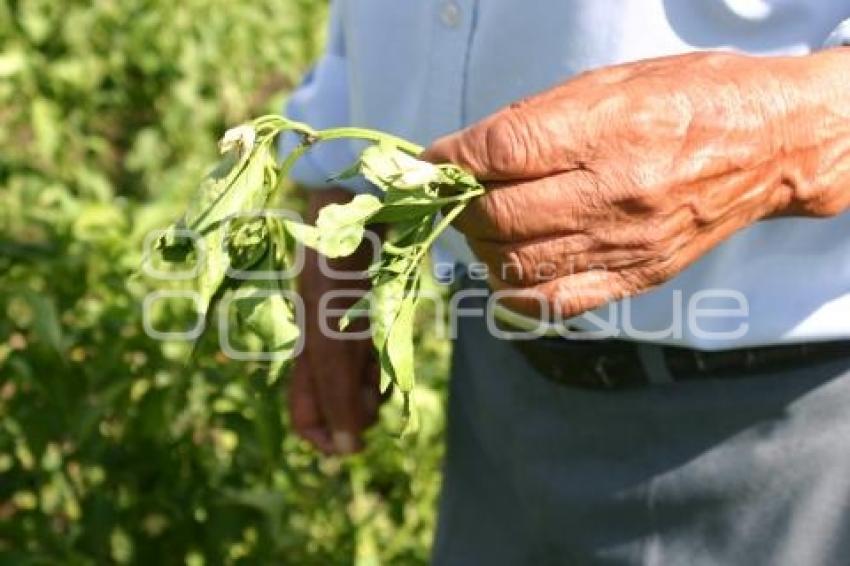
[
  {"xmin": 279, "ymin": 2, "xmax": 368, "ymax": 192},
  {"xmin": 824, "ymin": 18, "xmax": 850, "ymax": 48}
]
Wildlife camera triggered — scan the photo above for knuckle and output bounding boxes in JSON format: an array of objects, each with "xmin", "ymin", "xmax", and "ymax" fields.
[
  {"xmin": 647, "ymin": 253, "xmax": 682, "ymax": 284},
  {"xmin": 628, "ymin": 222, "xmax": 673, "ymax": 258},
  {"xmin": 483, "ymin": 110, "xmax": 530, "ymax": 175},
  {"xmin": 500, "ymin": 240, "xmax": 570, "ymax": 287},
  {"xmin": 504, "ymin": 246, "xmax": 540, "ymax": 287},
  {"xmin": 643, "ymin": 231, "xmax": 670, "ymax": 257},
  {"xmin": 477, "ymin": 241, "xmax": 528, "ymax": 286},
  {"xmin": 453, "ymin": 198, "xmax": 490, "ymax": 238},
  {"xmin": 551, "ymin": 286, "xmax": 596, "ymax": 320},
  {"xmin": 479, "ymin": 191, "xmax": 519, "ymax": 240},
  {"xmin": 614, "ymin": 270, "xmax": 647, "ymax": 298}
]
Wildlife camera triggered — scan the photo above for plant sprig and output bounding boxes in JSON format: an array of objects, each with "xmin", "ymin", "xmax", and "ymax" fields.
[{"xmin": 153, "ymin": 115, "xmax": 484, "ymax": 431}]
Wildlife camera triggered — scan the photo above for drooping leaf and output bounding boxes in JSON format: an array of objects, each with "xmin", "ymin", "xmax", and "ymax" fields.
[
  {"xmin": 359, "ymin": 143, "xmax": 444, "ymax": 191},
  {"xmin": 197, "ymin": 224, "xmax": 230, "ymax": 315},
  {"xmin": 368, "ymin": 187, "xmax": 445, "ymax": 224},
  {"xmin": 339, "ymin": 294, "xmax": 372, "ymax": 332},
  {"xmin": 283, "ymin": 220, "xmax": 320, "ymax": 249},
  {"xmin": 186, "ymin": 146, "xmax": 268, "ymax": 235},
  {"xmin": 232, "ymin": 246, "xmax": 301, "ymax": 382},
  {"xmin": 311, "ymin": 193, "xmax": 382, "ymax": 257},
  {"xmin": 166, "ymin": 141, "xmax": 274, "ymax": 315},
  {"xmin": 226, "ymin": 217, "xmax": 268, "ymax": 272},
  {"xmin": 382, "ymin": 292, "xmax": 417, "ymax": 393},
  {"xmin": 370, "ymin": 271, "xmax": 409, "ymax": 355},
  {"xmin": 146, "ymin": 116, "xmax": 486, "ymax": 436}
]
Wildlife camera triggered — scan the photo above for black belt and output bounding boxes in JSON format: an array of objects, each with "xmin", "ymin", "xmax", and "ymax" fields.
[{"xmin": 511, "ymin": 337, "xmax": 850, "ymax": 390}]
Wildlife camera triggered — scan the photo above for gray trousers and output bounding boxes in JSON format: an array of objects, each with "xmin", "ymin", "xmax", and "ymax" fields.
[{"xmin": 432, "ymin": 293, "xmax": 850, "ymax": 565}]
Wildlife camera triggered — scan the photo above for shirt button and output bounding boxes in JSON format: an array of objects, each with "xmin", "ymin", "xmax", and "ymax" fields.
[{"xmin": 440, "ymin": 1, "xmax": 461, "ymax": 28}]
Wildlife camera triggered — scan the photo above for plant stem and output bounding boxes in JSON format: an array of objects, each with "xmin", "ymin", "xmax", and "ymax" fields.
[
  {"xmin": 252, "ymin": 115, "xmax": 424, "ymax": 155},
  {"xmin": 313, "ymin": 127, "xmax": 423, "ymax": 155},
  {"xmin": 408, "ymin": 202, "xmax": 470, "ymax": 267}
]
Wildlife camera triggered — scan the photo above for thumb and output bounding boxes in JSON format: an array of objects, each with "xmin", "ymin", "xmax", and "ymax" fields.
[{"xmin": 421, "ymin": 104, "xmax": 561, "ymax": 181}]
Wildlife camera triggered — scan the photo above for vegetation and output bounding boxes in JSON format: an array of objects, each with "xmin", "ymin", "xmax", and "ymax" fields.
[
  {"xmin": 0, "ymin": 1, "xmax": 449, "ymax": 563},
  {"xmin": 153, "ymin": 116, "xmax": 482, "ymax": 430}
]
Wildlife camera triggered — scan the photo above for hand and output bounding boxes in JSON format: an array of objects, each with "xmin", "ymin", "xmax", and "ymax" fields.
[
  {"xmin": 289, "ymin": 188, "xmax": 383, "ymax": 455},
  {"xmin": 423, "ymin": 50, "xmax": 850, "ymax": 319}
]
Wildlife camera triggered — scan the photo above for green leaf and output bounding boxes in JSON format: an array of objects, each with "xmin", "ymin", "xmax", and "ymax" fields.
[
  {"xmin": 369, "ymin": 273, "xmax": 408, "ymax": 354},
  {"xmin": 283, "ymin": 219, "xmax": 320, "ymax": 249},
  {"xmin": 328, "ymin": 159, "xmax": 362, "ymax": 183},
  {"xmin": 359, "ymin": 143, "xmax": 444, "ymax": 191},
  {"xmin": 382, "ymin": 292, "xmax": 417, "ymax": 393},
  {"xmin": 339, "ymin": 294, "xmax": 372, "ymax": 331},
  {"xmin": 186, "ymin": 146, "xmax": 268, "ymax": 235},
  {"xmin": 369, "ymin": 265, "xmax": 420, "ymax": 396},
  {"xmin": 162, "ymin": 143, "xmax": 273, "ymax": 315},
  {"xmin": 226, "ymin": 217, "xmax": 269, "ymax": 271},
  {"xmin": 197, "ymin": 225, "xmax": 230, "ymax": 315},
  {"xmin": 233, "ymin": 246, "xmax": 301, "ymax": 382},
  {"xmin": 368, "ymin": 187, "xmax": 444, "ymax": 224},
  {"xmin": 21, "ymin": 291, "xmax": 63, "ymax": 359},
  {"xmin": 312, "ymin": 194, "xmax": 382, "ymax": 258}
]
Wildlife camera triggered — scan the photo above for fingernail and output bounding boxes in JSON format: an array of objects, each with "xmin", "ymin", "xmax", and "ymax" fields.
[{"xmin": 332, "ymin": 431, "xmax": 357, "ymax": 454}]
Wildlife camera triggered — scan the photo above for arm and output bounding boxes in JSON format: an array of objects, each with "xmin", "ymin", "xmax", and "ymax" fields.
[
  {"xmin": 290, "ymin": 187, "xmax": 383, "ymax": 455},
  {"xmin": 423, "ymin": 49, "xmax": 850, "ymax": 318}
]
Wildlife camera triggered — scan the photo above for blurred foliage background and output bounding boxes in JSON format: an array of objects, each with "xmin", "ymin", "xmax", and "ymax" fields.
[{"xmin": 0, "ymin": 1, "xmax": 449, "ymax": 564}]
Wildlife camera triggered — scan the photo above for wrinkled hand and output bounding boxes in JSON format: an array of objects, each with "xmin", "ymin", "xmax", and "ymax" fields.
[
  {"xmin": 424, "ymin": 50, "xmax": 850, "ymax": 319},
  {"xmin": 289, "ymin": 188, "xmax": 383, "ymax": 455},
  {"xmin": 291, "ymin": 306, "xmax": 380, "ymax": 455}
]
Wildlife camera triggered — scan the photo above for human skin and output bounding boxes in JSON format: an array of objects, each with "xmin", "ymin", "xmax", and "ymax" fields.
[
  {"xmin": 290, "ymin": 188, "xmax": 383, "ymax": 454},
  {"xmin": 293, "ymin": 50, "xmax": 850, "ymax": 453},
  {"xmin": 422, "ymin": 50, "xmax": 850, "ymax": 319}
]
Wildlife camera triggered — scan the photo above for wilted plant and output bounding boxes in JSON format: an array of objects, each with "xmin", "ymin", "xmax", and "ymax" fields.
[{"xmin": 153, "ymin": 116, "xmax": 484, "ymax": 428}]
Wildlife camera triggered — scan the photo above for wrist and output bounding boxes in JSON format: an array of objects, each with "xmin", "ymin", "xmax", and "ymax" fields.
[{"xmin": 765, "ymin": 50, "xmax": 850, "ymax": 217}]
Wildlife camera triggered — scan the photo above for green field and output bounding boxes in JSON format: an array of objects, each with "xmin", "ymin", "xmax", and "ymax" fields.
[{"xmin": 0, "ymin": 1, "xmax": 448, "ymax": 563}]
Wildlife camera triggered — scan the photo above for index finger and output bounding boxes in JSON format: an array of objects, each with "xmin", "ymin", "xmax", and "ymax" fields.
[{"xmin": 421, "ymin": 87, "xmax": 604, "ymax": 181}]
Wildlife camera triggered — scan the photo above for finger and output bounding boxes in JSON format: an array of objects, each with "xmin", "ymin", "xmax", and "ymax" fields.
[
  {"xmin": 471, "ymin": 235, "xmax": 654, "ymax": 287},
  {"xmin": 469, "ymin": 206, "xmax": 698, "ymax": 286},
  {"xmin": 289, "ymin": 357, "xmax": 335, "ymax": 455},
  {"xmin": 421, "ymin": 53, "xmax": 697, "ymax": 181},
  {"xmin": 421, "ymin": 106, "xmax": 558, "ymax": 181},
  {"xmin": 488, "ymin": 268, "xmax": 634, "ymax": 321},
  {"xmin": 308, "ymin": 342, "xmax": 369, "ymax": 454},
  {"xmin": 422, "ymin": 87, "xmax": 618, "ymax": 181},
  {"xmin": 487, "ymin": 197, "xmax": 759, "ymax": 322},
  {"xmin": 453, "ymin": 169, "xmax": 610, "ymax": 242}
]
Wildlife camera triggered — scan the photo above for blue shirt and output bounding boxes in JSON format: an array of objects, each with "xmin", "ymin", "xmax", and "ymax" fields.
[{"xmin": 282, "ymin": 0, "xmax": 850, "ymax": 350}]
